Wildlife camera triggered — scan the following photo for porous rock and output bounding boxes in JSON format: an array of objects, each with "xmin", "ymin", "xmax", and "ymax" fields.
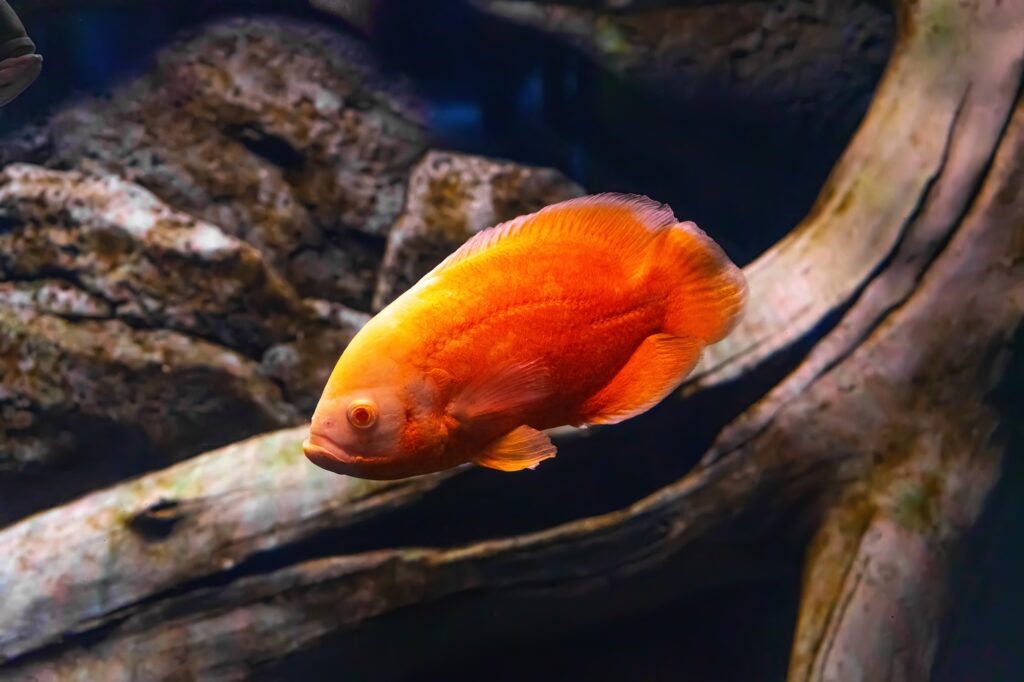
[
  {"xmin": 259, "ymin": 298, "xmax": 371, "ymax": 413},
  {"xmin": 373, "ymin": 150, "xmax": 584, "ymax": 310},
  {"xmin": 0, "ymin": 164, "xmax": 310, "ymax": 355},
  {"xmin": 0, "ymin": 18, "xmax": 584, "ymax": 522},
  {"xmin": 0, "ymin": 163, "xmax": 317, "ymax": 475},
  {"xmin": 0, "ymin": 161, "xmax": 371, "ymax": 520},
  {"xmin": 2, "ymin": 16, "xmax": 430, "ymax": 310},
  {"xmin": 0, "ymin": 303, "xmax": 296, "ymax": 472}
]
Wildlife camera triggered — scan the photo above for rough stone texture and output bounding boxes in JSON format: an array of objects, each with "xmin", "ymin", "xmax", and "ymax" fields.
[
  {"xmin": 1, "ymin": 16, "xmax": 429, "ymax": 310},
  {"xmin": 0, "ymin": 163, "xmax": 318, "ymax": 474},
  {"xmin": 0, "ymin": 279, "xmax": 111, "ymax": 320},
  {"xmin": 474, "ymin": 0, "xmax": 893, "ymax": 128},
  {"xmin": 0, "ymin": 303, "xmax": 296, "ymax": 472},
  {"xmin": 0, "ymin": 164, "xmax": 311, "ymax": 355},
  {"xmin": 0, "ymin": 17, "xmax": 585, "ymax": 523},
  {"xmin": 259, "ymin": 323, "xmax": 366, "ymax": 414},
  {"xmin": 373, "ymin": 150, "xmax": 584, "ymax": 310}
]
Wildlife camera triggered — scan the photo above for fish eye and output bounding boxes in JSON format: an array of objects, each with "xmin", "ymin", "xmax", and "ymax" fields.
[{"xmin": 346, "ymin": 399, "xmax": 378, "ymax": 429}]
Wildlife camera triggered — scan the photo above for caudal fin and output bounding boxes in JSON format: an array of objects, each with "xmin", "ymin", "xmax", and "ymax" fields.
[{"xmin": 660, "ymin": 221, "xmax": 747, "ymax": 344}]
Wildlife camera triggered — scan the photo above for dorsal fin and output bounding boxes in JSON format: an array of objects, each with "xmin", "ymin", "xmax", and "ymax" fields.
[{"xmin": 428, "ymin": 193, "xmax": 680, "ymax": 276}]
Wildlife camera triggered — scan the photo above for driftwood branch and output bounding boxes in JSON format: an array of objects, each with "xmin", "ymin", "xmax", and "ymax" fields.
[
  {"xmin": 0, "ymin": 0, "xmax": 1021, "ymax": 678},
  {"xmin": 689, "ymin": 0, "xmax": 1023, "ymax": 387}
]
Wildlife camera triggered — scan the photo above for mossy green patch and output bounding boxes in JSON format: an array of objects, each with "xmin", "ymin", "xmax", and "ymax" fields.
[
  {"xmin": 257, "ymin": 430, "xmax": 306, "ymax": 472},
  {"xmin": 890, "ymin": 477, "xmax": 939, "ymax": 532},
  {"xmin": 595, "ymin": 19, "xmax": 630, "ymax": 57},
  {"xmin": 921, "ymin": 0, "xmax": 959, "ymax": 48},
  {"xmin": 908, "ymin": 0, "xmax": 967, "ymax": 67}
]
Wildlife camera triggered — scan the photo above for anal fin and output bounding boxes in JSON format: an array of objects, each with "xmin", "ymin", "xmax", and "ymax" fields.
[
  {"xmin": 581, "ymin": 333, "xmax": 703, "ymax": 425},
  {"xmin": 473, "ymin": 425, "xmax": 557, "ymax": 472}
]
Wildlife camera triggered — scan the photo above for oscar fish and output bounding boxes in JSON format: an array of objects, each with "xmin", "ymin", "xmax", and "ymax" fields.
[{"xmin": 302, "ymin": 193, "xmax": 747, "ymax": 480}]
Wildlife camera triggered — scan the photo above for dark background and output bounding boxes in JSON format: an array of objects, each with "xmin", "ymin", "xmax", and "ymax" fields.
[{"xmin": 1, "ymin": 1, "xmax": 1020, "ymax": 680}]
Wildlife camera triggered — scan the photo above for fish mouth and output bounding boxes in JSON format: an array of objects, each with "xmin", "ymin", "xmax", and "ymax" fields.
[{"xmin": 302, "ymin": 432, "xmax": 373, "ymax": 475}]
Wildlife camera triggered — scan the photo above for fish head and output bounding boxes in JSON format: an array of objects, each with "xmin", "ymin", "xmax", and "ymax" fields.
[{"xmin": 303, "ymin": 347, "xmax": 451, "ymax": 480}]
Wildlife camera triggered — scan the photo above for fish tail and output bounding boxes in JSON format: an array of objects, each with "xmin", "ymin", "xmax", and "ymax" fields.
[{"xmin": 659, "ymin": 222, "xmax": 747, "ymax": 344}]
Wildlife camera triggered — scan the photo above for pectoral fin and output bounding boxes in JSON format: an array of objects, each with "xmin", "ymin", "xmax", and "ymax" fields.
[
  {"xmin": 581, "ymin": 333, "xmax": 703, "ymax": 425},
  {"xmin": 473, "ymin": 425, "xmax": 557, "ymax": 472},
  {"xmin": 452, "ymin": 359, "xmax": 552, "ymax": 422}
]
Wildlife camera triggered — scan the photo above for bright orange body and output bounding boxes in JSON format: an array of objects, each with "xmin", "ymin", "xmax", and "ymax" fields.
[{"xmin": 303, "ymin": 194, "xmax": 746, "ymax": 479}]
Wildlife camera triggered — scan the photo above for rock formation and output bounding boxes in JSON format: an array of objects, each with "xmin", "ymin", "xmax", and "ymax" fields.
[{"xmin": 0, "ymin": 17, "xmax": 582, "ymax": 523}]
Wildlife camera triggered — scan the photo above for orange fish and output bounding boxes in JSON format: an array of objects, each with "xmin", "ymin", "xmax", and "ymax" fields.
[{"xmin": 302, "ymin": 194, "xmax": 746, "ymax": 480}]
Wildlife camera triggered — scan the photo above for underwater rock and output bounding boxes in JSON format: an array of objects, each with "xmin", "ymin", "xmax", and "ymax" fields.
[
  {"xmin": 0, "ymin": 163, "xmax": 356, "ymax": 499},
  {"xmin": 259, "ymin": 299, "xmax": 371, "ymax": 413},
  {"xmin": 0, "ymin": 20, "xmax": 585, "ymax": 520},
  {"xmin": 1, "ymin": 16, "xmax": 429, "ymax": 310},
  {"xmin": 0, "ymin": 163, "xmax": 308, "ymax": 471},
  {"xmin": 0, "ymin": 279, "xmax": 112, "ymax": 320},
  {"xmin": 0, "ymin": 15, "xmax": 427, "ymax": 495},
  {"xmin": 473, "ymin": 0, "xmax": 892, "ymax": 126},
  {"xmin": 373, "ymin": 150, "xmax": 584, "ymax": 310},
  {"xmin": 0, "ymin": 303, "xmax": 296, "ymax": 473},
  {"xmin": 0, "ymin": 164, "xmax": 312, "ymax": 355}
]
